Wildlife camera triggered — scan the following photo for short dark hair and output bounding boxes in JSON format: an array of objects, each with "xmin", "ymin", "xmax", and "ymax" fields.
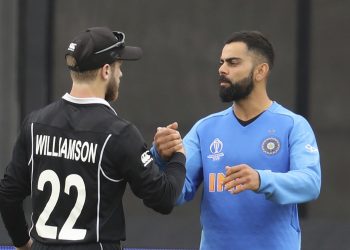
[
  {"xmin": 225, "ymin": 31, "xmax": 275, "ymax": 69},
  {"xmin": 66, "ymin": 55, "xmax": 99, "ymax": 82},
  {"xmin": 66, "ymin": 56, "xmax": 118, "ymax": 82}
]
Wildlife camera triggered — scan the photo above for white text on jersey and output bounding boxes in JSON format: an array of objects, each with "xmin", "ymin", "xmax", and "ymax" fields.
[{"xmin": 35, "ymin": 135, "xmax": 98, "ymax": 163}]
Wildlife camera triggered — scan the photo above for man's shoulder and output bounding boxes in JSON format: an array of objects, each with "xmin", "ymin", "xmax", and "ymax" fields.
[
  {"xmin": 268, "ymin": 102, "xmax": 311, "ymax": 128},
  {"xmin": 25, "ymin": 99, "xmax": 134, "ymax": 134},
  {"xmin": 187, "ymin": 107, "xmax": 232, "ymax": 135},
  {"xmin": 24, "ymin": 99, "xmax": 63, "ymax": 123},
  {"xmin": 196, "ymin": 107, "xmax": 232, "ymax": 125}
]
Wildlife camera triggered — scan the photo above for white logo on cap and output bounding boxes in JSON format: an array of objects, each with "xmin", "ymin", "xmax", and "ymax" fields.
[{"xmin": 68, "ymin": 43, "xmax": 77, "ymax": 52}]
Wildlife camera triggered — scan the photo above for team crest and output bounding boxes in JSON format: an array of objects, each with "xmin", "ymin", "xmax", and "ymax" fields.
[
  {"xmin": 207, "ymin": 138, "xmax": 224, "ymax": 161},
  {"xmin": 262, "ymin": 137, "xmax": 280, "ymax": 155}
]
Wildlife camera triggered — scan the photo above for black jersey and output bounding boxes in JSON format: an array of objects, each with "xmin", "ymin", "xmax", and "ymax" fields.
[{"xmin": 0, "ymin": 94, "xmax": 185, "ymax": 247}]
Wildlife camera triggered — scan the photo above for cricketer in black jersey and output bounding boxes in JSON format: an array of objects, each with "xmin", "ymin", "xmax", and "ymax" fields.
[{"xmin": 0, "ymin": 27, "xmax": 186, "ymax": 250}]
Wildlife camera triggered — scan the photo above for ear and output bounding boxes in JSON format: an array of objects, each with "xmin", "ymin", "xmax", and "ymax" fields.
[
  {"xmin": 254, "ymin": 63, "xmax": 269, "ymax": 82},
  {"xmin": 100, "ymin": 64, "xmax": 111, "ymax": 81}
]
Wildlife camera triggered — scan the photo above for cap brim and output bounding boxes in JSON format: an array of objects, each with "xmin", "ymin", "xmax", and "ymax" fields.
[{"xmin": 118, "ymin": 46, "xmax": 143, "ymax": 60}]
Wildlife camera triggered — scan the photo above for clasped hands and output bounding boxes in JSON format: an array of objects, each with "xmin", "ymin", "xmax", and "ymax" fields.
[{"xmin": 154, "ymin": 122, "xmax": 185, "ymax": 158}]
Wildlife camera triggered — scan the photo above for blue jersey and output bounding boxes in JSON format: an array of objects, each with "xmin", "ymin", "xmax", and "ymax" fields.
[{"xmin": 153, "ymin": 102, "xmax": 321, "ymax": 250}]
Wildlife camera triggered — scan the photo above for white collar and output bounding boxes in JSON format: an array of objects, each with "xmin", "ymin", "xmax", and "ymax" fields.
[{"xmin": 62, "ymin": 93, "xmax": 117, "ymax": 116}]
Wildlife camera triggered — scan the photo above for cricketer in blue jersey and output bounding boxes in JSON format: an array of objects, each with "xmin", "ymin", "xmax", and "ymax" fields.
[{"xmin": 152, "ymin": 31, "xmax": 321, "ymax": 250}]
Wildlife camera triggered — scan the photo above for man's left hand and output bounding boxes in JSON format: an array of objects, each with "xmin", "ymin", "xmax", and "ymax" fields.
[{"xmin": 223, "ymin": 164, "xmax": 260, "ymax": 194}]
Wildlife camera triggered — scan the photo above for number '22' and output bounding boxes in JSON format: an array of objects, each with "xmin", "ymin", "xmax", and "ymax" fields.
[{"xmin": 36, "ymin": 170, "xmax": 87, "ymax": 240}]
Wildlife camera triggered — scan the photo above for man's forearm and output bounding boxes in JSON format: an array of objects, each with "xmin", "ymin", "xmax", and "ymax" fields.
[{"xmin": 0, "ymin": 201, "xmax": 30, "ymax": 247}]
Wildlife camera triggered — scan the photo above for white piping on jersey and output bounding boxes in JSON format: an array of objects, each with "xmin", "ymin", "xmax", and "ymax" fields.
[
  {"xmin": 98, "ymin": 134, "xmax": 123, "ymax": 182},
  {"xmin": 29, "ymin": 123, "xmax": 35, "ymax": 236},
  {"xmin": 28, "ymin": 123, "xmax": 34, "ymax": 167},
  {"xmin": 97, "ymin": 134, "xmax": 112, "ymax": 242},
  {"xmin": 100, "ymin": 167, "xmax": 124, "ymax": 182},
  {"xmin": 30, "ymin": 123, "xmax": 34, "ymax": 194},
  {"xmin": 29, "ymin": 212, "xmax": 34, "ymax": 237},
  {"xmin": 62, "ymin": 93, "xmax": 118, "ymax": 116}
]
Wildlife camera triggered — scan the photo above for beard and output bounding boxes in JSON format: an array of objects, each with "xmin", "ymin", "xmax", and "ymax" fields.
[
  {"xmin": 219, "ymin": 71, "xmax": 254, "ymax": 102},
  {"xmin": 105, "ymin": 74, "xmax": 118, "ymax": 102}
]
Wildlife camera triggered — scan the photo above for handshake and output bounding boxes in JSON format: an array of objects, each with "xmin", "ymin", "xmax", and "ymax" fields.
[{"xmin": 153, "ymin": 122, "xmax": 185, "ymax": 159}]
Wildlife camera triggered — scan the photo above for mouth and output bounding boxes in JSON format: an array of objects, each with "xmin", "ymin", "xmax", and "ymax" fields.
[
  {"xmin": 220, "ymin": 82, "xmax": 231, "ymax": 87},
  {"xmin": 219, "ymin": 75, "xmax": 232, "ymax": 87}
]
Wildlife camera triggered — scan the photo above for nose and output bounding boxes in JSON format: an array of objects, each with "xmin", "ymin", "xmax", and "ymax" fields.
[{"xmin": 219, "ymin": 63, "xmax": 228, "ymax": 75}]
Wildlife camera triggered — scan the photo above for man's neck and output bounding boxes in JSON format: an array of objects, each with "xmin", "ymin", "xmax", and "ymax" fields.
[
  {"xmin": 70, "ymin": 82, "xmax": 105, "ymax": 99},
  {"xmin": 233, "ymin": 93, "xmax": 272, "ymax": 121}
]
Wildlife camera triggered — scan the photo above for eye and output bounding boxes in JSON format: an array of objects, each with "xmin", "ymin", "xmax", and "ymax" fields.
[
  {"xmin": 228, "ymin": 60, "xmax": 237, "ymax": 64},
  {"xmin": 228, "ymin": 60, "xmax": 240, "ymax": 66}
]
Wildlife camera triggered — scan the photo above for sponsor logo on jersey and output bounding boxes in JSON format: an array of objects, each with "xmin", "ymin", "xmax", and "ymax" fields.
[
  {"xmin": 262, "ymin": 137, "xmax": 280, "ymax": 155},
  {"xmin": 207, "ymin": 138, "xmax": 224, "ymax": 161},
  {"xmin": 141, "ymin": 150, "xmax": 153, "ymax": 167},
  {"xmin": 305, "ymin": 144, "xmax": 318, "ymax": 153}
]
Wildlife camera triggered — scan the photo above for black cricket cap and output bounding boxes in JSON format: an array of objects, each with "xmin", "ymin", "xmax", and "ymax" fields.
[{"xmin": 65, "ymin": 27, "xmax": 142, "ymax": 72}]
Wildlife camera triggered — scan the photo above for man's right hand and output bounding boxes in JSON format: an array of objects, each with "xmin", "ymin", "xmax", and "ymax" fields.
[{"xmin": 154, "ymin": 122, "xmax": 185, "ymax": 160}]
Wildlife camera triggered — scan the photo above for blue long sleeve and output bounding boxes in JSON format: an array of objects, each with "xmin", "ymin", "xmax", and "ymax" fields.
[{"xmin": 176, "ymin": 122, "xmax": 203, "ymax": 205}]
